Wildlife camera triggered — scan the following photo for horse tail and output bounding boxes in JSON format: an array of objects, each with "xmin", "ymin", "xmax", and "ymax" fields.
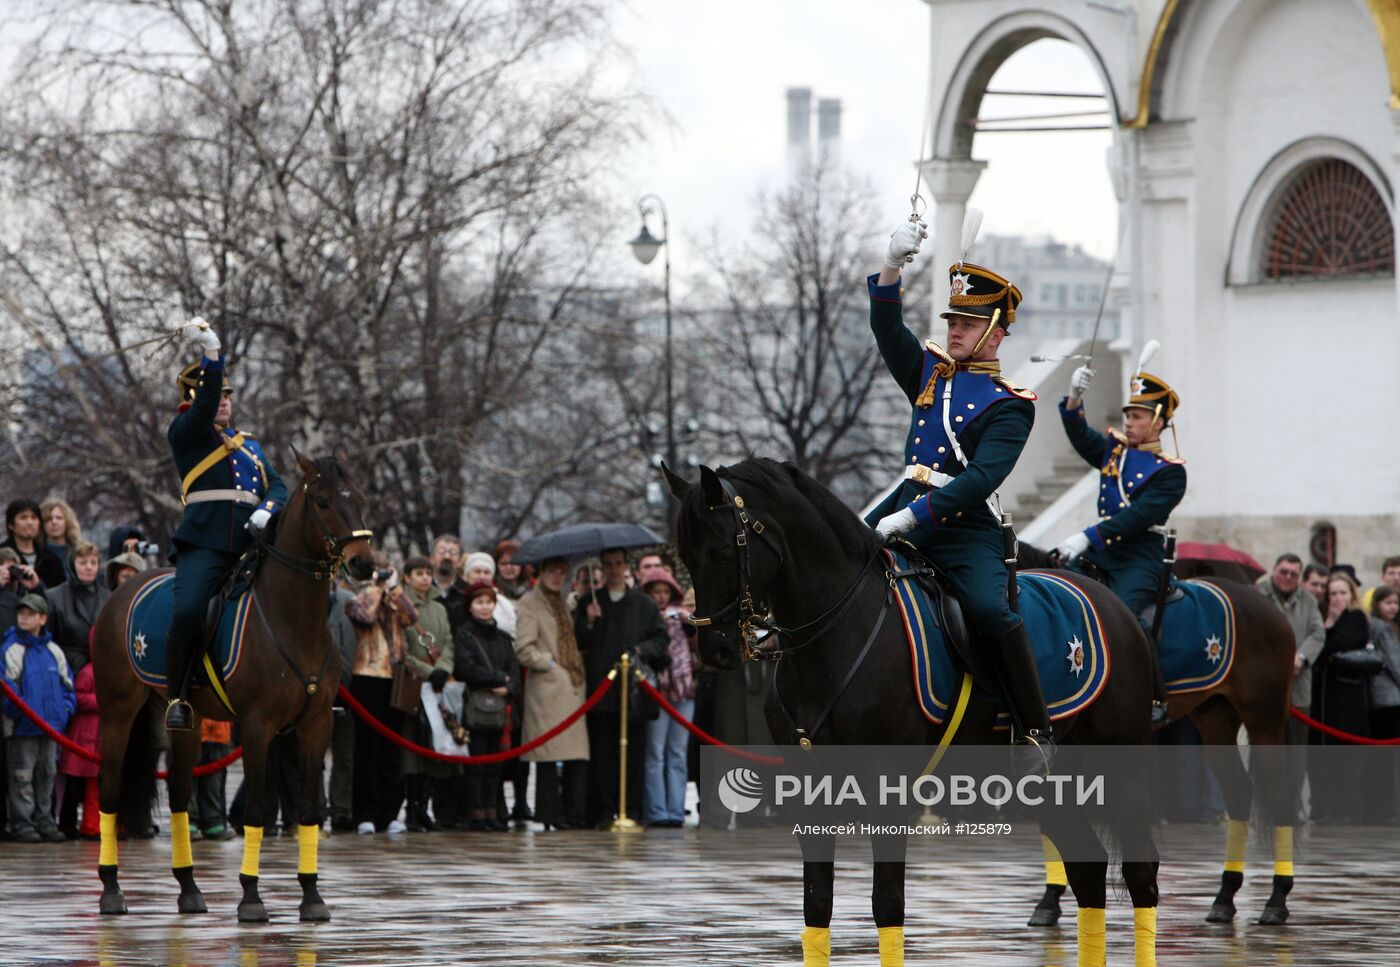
[{"xmin": 118, "ymin": 701, "xmax": 160, "ymax": 835}]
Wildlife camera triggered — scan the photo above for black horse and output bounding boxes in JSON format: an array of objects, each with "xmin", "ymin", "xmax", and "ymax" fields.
[{"xmin": 667, "ymin": 459, "xmax": 1161, "ymax": 967}]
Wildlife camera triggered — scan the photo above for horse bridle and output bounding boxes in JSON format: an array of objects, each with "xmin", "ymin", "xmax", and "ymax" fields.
[
  {"xmin": 254, "ymin": 469, "xmax": 373, "ymax": 581},
  {"xmin": 687, "ymin": 477, "xmax": 883, "ymax": 661}
]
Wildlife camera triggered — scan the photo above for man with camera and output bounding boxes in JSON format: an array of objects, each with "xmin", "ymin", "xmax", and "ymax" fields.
[
  {"xmin": 0, "ymin": 548, "xmax": 45, "ymax": 636},
  {"xmin": 2, "ymin": 499, "xmax": 65, "ymax": 590},
  {"xmin": 163, "ymin": 318, "xmax": 288, "ymax": 731}
]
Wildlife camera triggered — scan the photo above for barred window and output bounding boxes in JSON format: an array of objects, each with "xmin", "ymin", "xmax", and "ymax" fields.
[{"xmin": 1261, "ymin": 159, "xmax": 1394, "ymax": 279}]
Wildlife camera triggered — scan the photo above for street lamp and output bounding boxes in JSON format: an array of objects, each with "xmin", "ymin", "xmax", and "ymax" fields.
[{"xmin": 628, "ymin": 194, "xmax": 676, "ymax": 536}]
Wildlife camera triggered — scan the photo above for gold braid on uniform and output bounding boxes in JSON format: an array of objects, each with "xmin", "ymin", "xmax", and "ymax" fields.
[{"xmin": 914, "ymin": 360, "xmax": 1002, "ymax": 408}]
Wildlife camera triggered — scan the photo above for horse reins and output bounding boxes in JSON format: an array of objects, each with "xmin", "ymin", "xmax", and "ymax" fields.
[{"xmin": 686, "ymin": 477, "xmax": 884, "ymax": 660}]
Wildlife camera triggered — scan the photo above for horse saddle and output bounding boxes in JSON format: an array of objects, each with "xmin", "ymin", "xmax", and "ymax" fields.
[
  {"xmin": 884, "ymin": 547, "xmax": 1112, "ymax": 728},
  {"xmin": 1148, "ymin": 580, "xmax": 1238, "ymax": 695},
  {"xmin": 125, "ymin": 573, "xmax": 256, "ymax": 692},
  {"xmin": 1136, "ymin": 584, "xmax": 1185, "ymax": 629}
]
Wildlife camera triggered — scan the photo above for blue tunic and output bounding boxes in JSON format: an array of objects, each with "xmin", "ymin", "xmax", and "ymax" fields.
[
  {"xmin": 863, "ymin": 274, "xmax": 1035, "ymax": 637},
  {"xmin": 1059, "ymin": 398, "xmax": 1186, "ymax": 614}
]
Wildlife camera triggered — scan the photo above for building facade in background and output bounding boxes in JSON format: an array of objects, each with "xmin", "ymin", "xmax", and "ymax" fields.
[{"xmin": 922, "ymin": 0, "xmax": 1400, "ymax": 573}]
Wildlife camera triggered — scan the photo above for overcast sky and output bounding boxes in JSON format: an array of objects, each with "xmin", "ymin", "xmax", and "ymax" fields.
[{"xmin": 610, "ymin": 0, "xmax": 1118, "ymax": 283}]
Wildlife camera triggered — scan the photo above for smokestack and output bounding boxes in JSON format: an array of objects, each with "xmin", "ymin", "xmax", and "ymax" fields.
[
  {"xmin": 786, "ymin": 87, "xmax": 812, "ymax": 173},
  {"xmin": 817, "ymin": 98, "xmax": 841, "ymax": 162}
]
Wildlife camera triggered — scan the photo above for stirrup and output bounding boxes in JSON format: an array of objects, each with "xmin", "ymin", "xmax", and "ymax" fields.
[
  {"xmin": 1012, "ymin": 729, "xmax": 1056, "ymax": 778},
  {"xmin": 165, "ymin": 698, "xmax": 195, "ymax": 732},
  {"xmin": 1150, "ymin": 700, "xmax": 1170, "ymax": 728}
]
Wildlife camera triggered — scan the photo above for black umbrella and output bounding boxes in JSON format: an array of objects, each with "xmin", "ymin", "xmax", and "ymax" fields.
[{"xmin": 512, "ymin": 522, "xmax": 665, "ymax": 565}]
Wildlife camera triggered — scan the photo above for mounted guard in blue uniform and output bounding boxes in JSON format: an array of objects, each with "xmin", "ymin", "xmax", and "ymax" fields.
[
  {"xmin": 163, "ymin": 319, "xmax": 287, "ymax": 731},
  {"xmin": 864, "ymin": 214, "xmax": 1054, "ymax": 770},
  {"xmin": 1052, "ymin": 356, "xmax": 1186, "ymax": 726}
]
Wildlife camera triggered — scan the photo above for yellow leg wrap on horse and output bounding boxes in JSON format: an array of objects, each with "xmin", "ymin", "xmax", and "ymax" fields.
[
  {"xmin": 298, "ymin": 823, "xmax": 319, "ymax": 875},
  {"xmin": 878, "ymin": 926, "xmax": 904, "ymax": 965},
  {"xmin": 170, "ymin": 811, "xmax": 193, "ymax": 869},
  {"xmin": 1133, "ymin": 907, "xmax": 1157, "ymax": 967},
  {"xmin": 1275, "ymin": 825, "xmax": 1294, "ymax": 877},
  {"xmin": 1043, "ymin": 834, "xmax": 1068, "ymax": 886},
  {"xmin": 99, "ymin": 811, "xmax": 118, "ymax": 867},
  {"xmin": 1224, "ymin": 818, "xmax": 1248, "ymax": 873},
  {"xmin": 240, "ymin": 826, "xmax": 264, "ymax": 879},
  {"xmin": 1077, "ymin": 908, "xmax": 1107, "ymax": 967},
  {"xmin": 800, "ymin": 926, "xmax": 831, "ymax": 966}
]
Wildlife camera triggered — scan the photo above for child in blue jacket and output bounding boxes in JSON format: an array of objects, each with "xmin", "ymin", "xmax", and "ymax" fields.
[{"xmin": 2, "ymin": 594, "xmax": 76, "ymax": 842}]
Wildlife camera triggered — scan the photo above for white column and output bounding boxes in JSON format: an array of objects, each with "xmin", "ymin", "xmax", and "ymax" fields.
[{"xmin": 919, "ymin": 157, "xmax": 986, "ymax": 340}]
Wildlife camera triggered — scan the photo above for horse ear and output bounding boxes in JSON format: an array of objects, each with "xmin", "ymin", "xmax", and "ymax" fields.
[
  {"xmin": 698, "ymin": 465, "xmax": 725, "ymax": 507},
  {"xmin": 291, "ymin": 445, "xmax": 317, "ymax": 476},
  {"xmin": 660, "ymin": 461, "xmax": 691, "ymax": 501}
]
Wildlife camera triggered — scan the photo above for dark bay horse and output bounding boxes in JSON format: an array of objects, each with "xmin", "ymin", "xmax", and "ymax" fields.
[
  {"xmin": 91, "ymin": 452, "xmax": 373, "ymax": 921},
  {"xmin": 1018, "ymin": 543, "xmax": 1297, "ymax": 926},
  {"xmin": 667, "ymin": 459, "xmax": 1159, "ymax": 967}
]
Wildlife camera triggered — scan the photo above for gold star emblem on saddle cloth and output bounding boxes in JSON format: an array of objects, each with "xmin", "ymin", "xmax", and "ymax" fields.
[
  {"xmin": 1065, "ymin": 635, "xmax": 1085, "ymax": 678},
  {"xmin": 133, "ymin": 631, "xmax": 148, "ymax": 660},
  {"xmin": 1204, "ymin": 634, "xmax": 1223, "ymax": 664}
]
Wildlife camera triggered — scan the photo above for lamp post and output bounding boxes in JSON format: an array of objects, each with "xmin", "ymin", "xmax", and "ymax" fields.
[{"xmin": 628, "ymin": 194, "xmax": 676, "ymax": 536}]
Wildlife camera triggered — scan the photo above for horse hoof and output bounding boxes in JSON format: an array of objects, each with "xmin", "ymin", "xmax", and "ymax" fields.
[
  {"xmin": 1258, "ymin": 905, "xmax": 1288, "ymax": 926},
  {"xmin": 1027, "ymin": 905, "xmax": 1061, "ymax": 927},
  {"xmin": 299, "ymin": 901, "xmax": 331, "ymax": 922},
  {"xmin": 178, "ymin": 892, "xmax": 208, "ymax": 914},
  {"xmin": 238, "ymin": 901, "xmax": 269, "ymax": 923},
  {"xmin": 99, "ymin": 893, "xmax": 127, "ymax": 915},
  {"xmin": 1205, "ymin": 903, "xmax": 1235, "ymax": 924}
]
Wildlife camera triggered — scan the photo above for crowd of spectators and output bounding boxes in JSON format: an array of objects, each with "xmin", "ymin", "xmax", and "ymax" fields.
[{"xmin": 6, "ymin": 488, "xmax": 1400, "ymax": 842}]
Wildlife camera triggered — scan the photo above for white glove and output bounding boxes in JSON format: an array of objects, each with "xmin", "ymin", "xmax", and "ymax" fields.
[
  {"xmin": 884, "ymin": 219, "xmax": 928, "ymax": 270},
  {"xmin": 1053, "ymin": 532, "xmax": 1090, "ymax": 563},
  {"xmin": 875, "ymin": 507, "xmax": 918, "ymax": 541},
  {"xmin": 1069, "ymin": 366, "xmax": 1095, "ymax": 400},
  {"xmin": 185, "ymin": 316, "xmax": 221, "ymax": 354},
  {"xmin": 246, "ymin": 508, "xmax": 272, "ymax": 534}
]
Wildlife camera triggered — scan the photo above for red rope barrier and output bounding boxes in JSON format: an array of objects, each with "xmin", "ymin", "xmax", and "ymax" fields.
[
  {"xmin": 1288, "ymin": 706, "xmax": 1400, "ymax": 746},
  {"xmin": 0, "ymin": 678, "xmax": 243, "ymax": 777},
  {"xmin": 337, "ymin": 673, "xmax": 615, "ymax": 765},
  {"xmin": 634, "ymin": 674, "xmax": 783, "ymax": 766}
]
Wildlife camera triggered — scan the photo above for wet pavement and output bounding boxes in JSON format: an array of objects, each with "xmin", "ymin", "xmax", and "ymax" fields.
[{"xmin": 1, "ymin": 819, "xmax": 1397, "ymax": 965}]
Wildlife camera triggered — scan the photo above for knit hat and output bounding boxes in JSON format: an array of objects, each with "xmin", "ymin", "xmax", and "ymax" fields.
[
  {"xmin": 466, "ymin": 581, "xmax": 497, "ymax": 603},
  {"xmin": 106, "ymin": 552, "xmax": 147, "ymax": 588},
  {"xmin": 638, "ymin": 567, "xmax": 683, "ymax": 605},
  {"xmin": 464, "ymin": 551, "xmax": 496, "ymax": 577},
  {"xmin": 17, "ymin": 593, "xmax": 48, "ymax": 615}
]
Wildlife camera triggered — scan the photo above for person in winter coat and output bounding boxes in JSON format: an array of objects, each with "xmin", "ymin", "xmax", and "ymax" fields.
[
  {"xmin": 575, "ymin": 547, "xmax": 670, "ymax": 827},
  {"xmin": 1, "ymin": 595, "xmax": 76, "ymax": 841},
  {"xmin": 400, "ymin": 557, "xmax": 458, "ymax": 832},
  {"xmin": 58, "ymin": 660, "xmax": 100, "ymax": 839},
  {"xmin": 327, "ymin": 581, "xmax": 358, "ymax": 831},
  {"xmin": 514, "ymin": 557, "xmax": 589, "ymax": 830},
  {"xmin": 453, "ymin": 581, "xmax": 521, "ymax": 831},
  {"xmin": 1309, "ymin": 573, "xmax": 1372, "ymax": 823},
  {"xmin": 45, "ymin": 541, "xmax": 111, "ymax": 674},
  {"xmin": 0, "ymin": 547, "xmax": 46, "ymax": 639},
  {"xmin": 1, "ymin": 499, "xmax": 66, "ymax": 590},
  {"xmin": 41, "ymin": 498, "xmax": 82, "ymax": 585},
  {"xmin": 639, "ymin": 567, "xmax": 695, "ymax": 827},
  {"xmin": 1366, "ymin": 586, "xmax": 1400, "ymax": 821}
]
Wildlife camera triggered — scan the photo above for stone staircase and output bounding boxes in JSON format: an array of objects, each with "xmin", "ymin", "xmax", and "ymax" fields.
[{"xmin": 1010, "ymin": 457, "xmax": 1089, "ymax": 523}]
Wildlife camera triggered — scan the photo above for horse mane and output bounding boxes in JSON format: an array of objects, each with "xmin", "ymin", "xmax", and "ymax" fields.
[{"xmin": 690, "ymin": 458, "xmax": 880, "ymax": 560}]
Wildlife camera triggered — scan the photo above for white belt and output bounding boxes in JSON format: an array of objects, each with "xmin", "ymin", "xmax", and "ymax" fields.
[
  {"xmin": 905, "ymin": 464, "xmax": 955, "ymax": 488},
  {"xmin": 185, "ymin": 489, "xmax": 261, "ymax": 507}
]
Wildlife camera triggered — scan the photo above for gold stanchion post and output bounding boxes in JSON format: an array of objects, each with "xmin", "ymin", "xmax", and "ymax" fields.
[{"xmin": 610, "ymin": 652, "xmax": 642, "ymax": 832}]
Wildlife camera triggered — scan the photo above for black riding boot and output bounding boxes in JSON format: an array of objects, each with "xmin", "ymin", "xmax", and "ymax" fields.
[
  {"xmin": 989, "ymin": 623, "xmax": 1055, "ymax": 777},
  {"xmin": 164, "ymin": 632, "xmax": 197, "ymax": 732}
]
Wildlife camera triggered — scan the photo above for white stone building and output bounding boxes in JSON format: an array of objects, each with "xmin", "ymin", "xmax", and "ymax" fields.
[{"xmin": 918, "ymin": 0, "xmax": 1400, "ymax": 573}]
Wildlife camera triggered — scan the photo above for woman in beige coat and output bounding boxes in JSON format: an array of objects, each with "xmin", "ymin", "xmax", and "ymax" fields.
[{"xmin": 514, "ymin": 556, "xmax": 589, "ymax": 829}]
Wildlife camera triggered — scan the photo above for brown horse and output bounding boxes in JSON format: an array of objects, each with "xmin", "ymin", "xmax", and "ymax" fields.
[
  {"xmin": 90, "ymin": 451, "xmax": 373, "ymax": 921},
  {"xmin": 1018, "ymin": 544, "xmax": 1297, "ymax": 926}
]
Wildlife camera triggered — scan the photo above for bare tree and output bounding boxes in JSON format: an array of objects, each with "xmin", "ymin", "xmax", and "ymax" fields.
[
  {"xmin": 700, "ymin": 157, "xmax": 921, "ymax": 506},
  {"xmin": 0, "ymin": 0, "xmax": 643, "ymax": 545}
]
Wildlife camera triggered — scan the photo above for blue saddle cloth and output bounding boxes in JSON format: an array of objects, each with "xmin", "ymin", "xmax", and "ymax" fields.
[
  {"xmin": 886, "ymin": 550, "xmax": 1110, "ymax": 728},
  {"xmin": 123, "ymin": 572, "xmax": 254, "ymax": 688},
  {"xmin": 1157, "ymin": 579, "xmax": 1236, "ymax": 694}
]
